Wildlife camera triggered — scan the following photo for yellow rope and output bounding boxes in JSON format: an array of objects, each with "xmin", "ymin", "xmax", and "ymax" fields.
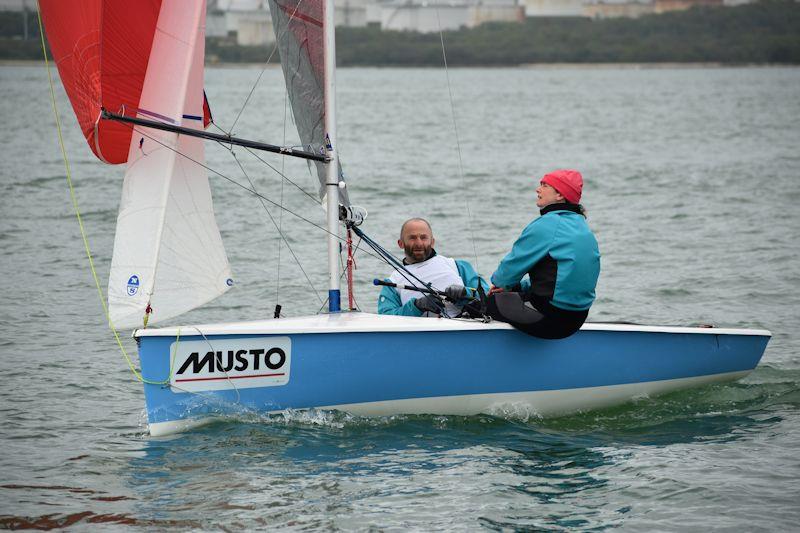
[{"xmin": 37, "ymin": 5, "xmax": 172, "ymax": 386}]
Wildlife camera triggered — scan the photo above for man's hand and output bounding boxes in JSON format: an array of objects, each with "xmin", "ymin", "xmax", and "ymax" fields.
[
  {"xmin": 444, "ymin": 284, "xmax": 467, "ymax": 302},
  {"xmin": 488, "ymin": 285, "xmax": 505, "ymax": 296},
  {"xmin": 414, "ymin": 295, "xmax": 445, "ymax": 315}
]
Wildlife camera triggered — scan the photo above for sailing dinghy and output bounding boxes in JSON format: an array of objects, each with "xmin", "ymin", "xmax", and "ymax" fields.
[{"xmin": 40, "ymin": 0, "xmax": 770, "ymax": 436}]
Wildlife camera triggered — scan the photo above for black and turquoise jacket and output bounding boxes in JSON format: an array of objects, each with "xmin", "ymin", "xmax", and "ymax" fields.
[{"xmin": 491, "ymin": 204, "xmax": 600, "ymax": 312}]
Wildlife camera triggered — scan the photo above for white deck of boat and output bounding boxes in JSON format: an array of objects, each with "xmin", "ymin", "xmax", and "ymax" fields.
[{"xmin": 134, "ymin": 312, "xmax": 771, "ymax": 338}]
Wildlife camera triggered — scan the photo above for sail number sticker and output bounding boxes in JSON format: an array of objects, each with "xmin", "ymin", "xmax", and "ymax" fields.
[{"xmin": 169, "ymin": 337, "xmax": 291, "ymax": 393}]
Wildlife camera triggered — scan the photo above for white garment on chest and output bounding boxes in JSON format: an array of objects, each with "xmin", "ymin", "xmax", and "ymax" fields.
[{"xmin": 388, "ymin": 255, "xmax": 463, "ymax": 316}]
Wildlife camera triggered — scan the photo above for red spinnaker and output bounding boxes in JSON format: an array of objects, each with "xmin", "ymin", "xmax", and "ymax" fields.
[{"xmin": 39, "ymin": 0, "xmax": 211, "ymax": 165}]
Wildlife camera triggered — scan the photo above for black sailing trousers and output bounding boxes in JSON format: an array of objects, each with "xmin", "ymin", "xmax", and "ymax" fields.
[{"xmin": 487, "ymin": 292, "xmax": 588, "ymax": 340}]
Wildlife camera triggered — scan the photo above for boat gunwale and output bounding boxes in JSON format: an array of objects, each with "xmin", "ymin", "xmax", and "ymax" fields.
[{"xmin": 133, "ymin": 312, "xmax": 771, "ymax": 338}]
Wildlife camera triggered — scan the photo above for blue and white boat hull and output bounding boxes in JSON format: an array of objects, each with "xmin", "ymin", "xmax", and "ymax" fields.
[{"xmin": 134, "ymin": 313, "xmax": 770, "ymax": 436}]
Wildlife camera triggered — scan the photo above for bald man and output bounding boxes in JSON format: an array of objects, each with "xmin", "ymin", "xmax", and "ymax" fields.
[{"xmin": 378, "ymin": 218, "xmax": 488, "ymax": 317}]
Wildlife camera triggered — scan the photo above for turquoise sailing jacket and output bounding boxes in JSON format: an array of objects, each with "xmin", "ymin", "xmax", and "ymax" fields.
[
  {"xmin": 491, "ymin": 208, "xmax": 600, "ymax": 311},
  {"xmin": 378, "ymin": 259, "xmax": 488, "ymax": 316}
]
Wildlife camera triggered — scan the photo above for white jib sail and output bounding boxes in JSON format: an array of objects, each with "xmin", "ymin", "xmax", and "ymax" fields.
[{"xmin": 108, "ymin": 0, "xmax": 232, "ymax": 329}]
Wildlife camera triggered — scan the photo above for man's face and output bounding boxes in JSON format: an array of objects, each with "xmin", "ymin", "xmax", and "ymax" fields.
[
  {"xmin": 398, "ymin": 220, "xmax": 434, "ymax": 264},
  {"xmin": 536, "ymin": 181, "xmax": 564, "ymax": 208}
]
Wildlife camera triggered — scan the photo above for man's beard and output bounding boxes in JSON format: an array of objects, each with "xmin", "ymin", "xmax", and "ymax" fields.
[{"xmin": 404, "ymin": 244, "xmax": 433, "ymax": 263}]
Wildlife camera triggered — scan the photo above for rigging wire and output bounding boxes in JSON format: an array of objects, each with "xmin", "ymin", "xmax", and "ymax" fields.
[
  {"xmin": 230, "ymin": 151, "xmax": 324, "ymax": 303},
  {"xmin": 126, "ymin": 122, "xmax": 384, "ymax": 264},
  {"xmin": 45, "ymin": 0, "xmax": 427, "ymax": 327},
  {"xmin": 227, "ymin": 0, "xmax": 307, "ymax": 134},
  {"xmin": 277, "ymin": 88, "xmax": 289, "ymax": 311},
  {"xmin": 134, "ymin": 126, "xmax": 330, "ymax": 234},
  {"xmin": 206, "ymin": 122, "xmax": 322, "ymax": 303},
  {"xmin": 351, "ymin": 227, "xmax": 426, "ymax": 288},
  {"xmin": 435, "ymin": 8, "xmax": 481, "ymax": 274},
  {"xmin": 242, "ymin": 146, "xmax": 321, "ymax": 204},
  {"xmin": 209, "ymin": 121, "xmax": 321, "ymax": 205},
  {"xmin": 37, "ymin": 0, "xmax": 427, "ymax": 396}
]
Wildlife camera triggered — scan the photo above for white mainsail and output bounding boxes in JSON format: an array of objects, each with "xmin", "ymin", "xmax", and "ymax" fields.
[{"xmin": 108, "ymin": 0, "xmax": 232, "ymax": 329}]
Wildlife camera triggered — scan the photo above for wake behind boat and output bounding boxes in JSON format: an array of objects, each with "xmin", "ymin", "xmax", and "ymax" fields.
[{"xmin": 39, "ymin": 0, "xmax": 770, "ymax": 436}]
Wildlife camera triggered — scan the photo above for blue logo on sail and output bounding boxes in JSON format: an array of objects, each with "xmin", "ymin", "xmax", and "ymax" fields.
[{"xmin": 127, "ymin": 275, "xmax": 140, "ymax": 296}]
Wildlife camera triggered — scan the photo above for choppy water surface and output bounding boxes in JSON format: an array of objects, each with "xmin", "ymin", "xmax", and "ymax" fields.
[{"xmin": 1, "ymin": 65, "xmax": 799, "ymax": 530}]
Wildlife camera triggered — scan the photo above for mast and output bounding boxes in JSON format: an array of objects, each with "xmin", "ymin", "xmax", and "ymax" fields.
[{"xmin": 324, "ymin": 0, "xmax": 341, "ymax": 312}]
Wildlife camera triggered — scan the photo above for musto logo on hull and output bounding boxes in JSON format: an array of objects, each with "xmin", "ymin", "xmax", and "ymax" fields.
[{"xmin": 169, "ymin": 337, "xmax": 291, "ymax": 393}]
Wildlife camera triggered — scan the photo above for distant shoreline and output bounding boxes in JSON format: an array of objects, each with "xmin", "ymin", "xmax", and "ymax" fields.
[{"xmin": 5, "ymin": 2, "xmax": 799, "ymax": 66}]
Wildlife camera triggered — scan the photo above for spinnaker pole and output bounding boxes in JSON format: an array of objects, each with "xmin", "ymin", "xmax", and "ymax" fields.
[
  {"xmin": 324, "ymin": 0, "xmax": 340, "ymax": 312},
  {"xmin": 101, "ymin": 110, "xmax": 328, "ymax": 163}
]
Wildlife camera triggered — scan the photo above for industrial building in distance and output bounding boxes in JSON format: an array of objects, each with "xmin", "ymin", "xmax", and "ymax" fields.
[
  {"xmin": 206, "ymin": 0, "xmax": 753, "ymax": 44},
  {"xmin": 0, "ymin": 0, "xmax": 762, "ymax": 43}
]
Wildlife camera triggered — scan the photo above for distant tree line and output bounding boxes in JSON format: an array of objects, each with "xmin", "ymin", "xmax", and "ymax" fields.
[
  {"xmin": 335, "ymin": 0, "xmax": 800, "ymax": 65},
  {"xmin": 0, "ymin": 8, "xmax": 43, "ymax": 60},
  {"xmin": 2, "ymin": 0, "xmax": 798, "ymax": 64}
]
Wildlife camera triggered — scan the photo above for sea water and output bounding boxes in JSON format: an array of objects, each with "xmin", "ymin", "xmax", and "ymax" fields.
[{"xmin": 1, "ymin": 64, "xmax": 798, "ymax": 530}]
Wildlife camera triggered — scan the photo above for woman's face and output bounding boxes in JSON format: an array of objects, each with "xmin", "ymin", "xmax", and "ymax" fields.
[{"xmin": 536, "ymin": 182, "xmax": 564, "ymax": 208}]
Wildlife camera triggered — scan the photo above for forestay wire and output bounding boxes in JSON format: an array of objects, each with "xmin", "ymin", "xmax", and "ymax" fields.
[{"xmin": 435, "ymin": 9, "xmax": 480, "ymax": 274}]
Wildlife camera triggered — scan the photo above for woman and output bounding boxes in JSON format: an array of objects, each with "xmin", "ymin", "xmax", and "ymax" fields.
[{"xmin": 488, "ymin": 169, "xmax": 601, "ymax": 339}]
